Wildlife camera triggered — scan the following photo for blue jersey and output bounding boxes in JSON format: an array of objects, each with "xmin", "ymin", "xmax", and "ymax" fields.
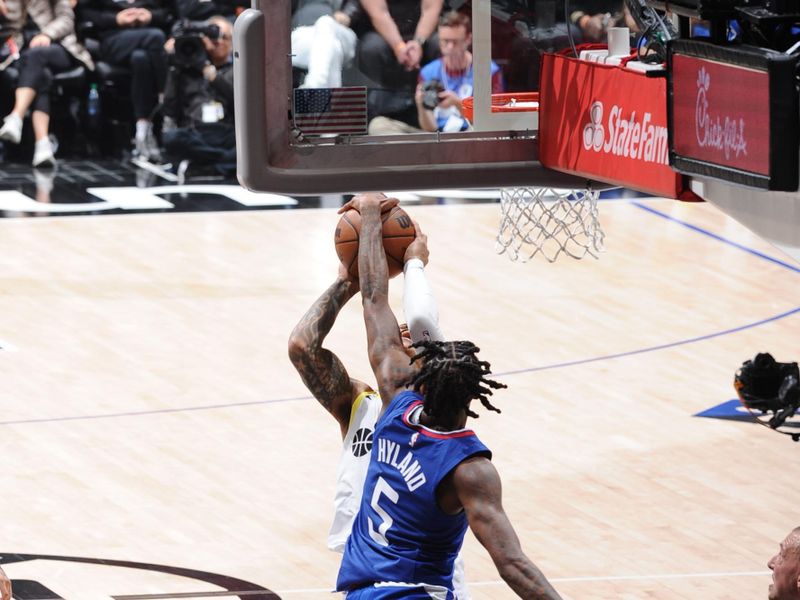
[{"xmin": 336, "ymin": 390, "xmax": 491, "ymax": 597}]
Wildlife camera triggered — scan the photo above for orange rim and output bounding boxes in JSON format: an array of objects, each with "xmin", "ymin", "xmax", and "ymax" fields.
[{"xmin": 462, "ymin": 92, "xmax": 539, "ymax": 121}]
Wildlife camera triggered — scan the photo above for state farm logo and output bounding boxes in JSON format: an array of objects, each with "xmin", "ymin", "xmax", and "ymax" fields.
[
  {"xmin": 695, "ymin": 67, "xmax": 747, "ymax": 159},
  {"xmin": 582, "ymin": 101, "xmax": 669, "ymax": 165}
]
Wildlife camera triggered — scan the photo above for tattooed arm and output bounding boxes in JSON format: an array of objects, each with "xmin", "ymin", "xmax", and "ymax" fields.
[
  {"xmin": 339, "ymin": 193, "xmax": 417, "ymax": 411},
  {"xmin": 288, "ymin": 266, "xmax": 371, "ymax": 438}
]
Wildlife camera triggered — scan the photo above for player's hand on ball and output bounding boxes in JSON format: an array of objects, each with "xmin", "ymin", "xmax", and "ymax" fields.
[
  {"xmin": 338, "ymin": 192, "xmax": 396, "ymax": 214},
  {"xmin": 404, "ymin": 221, "xmax": 429, "ymax": 266},
  {"xmin": 338, "ymin": 261, "xmax": 360, "ymax": 291}
]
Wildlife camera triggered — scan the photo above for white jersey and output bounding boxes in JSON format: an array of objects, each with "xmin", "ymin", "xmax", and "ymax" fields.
[{"xmin": 328, "ymin": 390, "xmax": 382, "ymax": 552}]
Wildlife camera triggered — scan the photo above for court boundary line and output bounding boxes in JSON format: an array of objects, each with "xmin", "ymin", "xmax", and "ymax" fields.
[
  {"xmin": 271, "ymin": 569, "xmax": 771, "ymax": 594},
  {"xmin": 2, "ymin": 306, "xmax": 797, "ymax": 425},
  {"xmin": 2, "ymin": 201, "xmax": 799, "ymax": 424},
  {"xmin": 632, "ymin": 201, "xmax": 800, "ymax": 274}
]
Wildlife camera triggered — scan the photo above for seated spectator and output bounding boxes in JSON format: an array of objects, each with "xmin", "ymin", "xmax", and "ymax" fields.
[
  {"xmin": 78, "ymin": 0, "xmax": 170, "ymax": 161},
  {"xmin": 161, "ymin": 15, "xmax": 234, "ymax": 178},
  {"xmin": 174, "ymin": 0, "xmax": 242, "ymax": 23},
  {"xmin": 357, "ymin": 0, "xmax": 442, "ymax": 127},
  {"xmin": 0, "ymin": 0, "xmax": 94, "ymax": 166},
  {"xmin": 291, "ymin": 0, "xmax": 335, "ymax": 29},
  {"xmin": 369, "ymin": 10, "xmax": 504, "ymax": 134},
  {"xmin": 291, "ymin": 0, "xmax": 363, "ymax": 88}
]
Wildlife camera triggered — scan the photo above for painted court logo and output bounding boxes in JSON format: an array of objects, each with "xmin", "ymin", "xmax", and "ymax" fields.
[
  {"xmin": 582, "ymin": 100, "xmax": 669, "ymax": 165},
  {"xmin": 0, "ymin": 553, "xmax": 281, "ymax": 599},
  {"xmin": 695, "ymin": 67, "xmax": 748, "ymax": 160}
]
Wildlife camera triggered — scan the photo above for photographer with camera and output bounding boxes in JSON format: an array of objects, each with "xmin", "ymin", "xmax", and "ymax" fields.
[
  {"xmin": 369, "ymin": 11, "xmax": 504, "ymax": 134},
  {"xmin": 161, "ymin": 15, "xmax": 235, "ymax": 179}
]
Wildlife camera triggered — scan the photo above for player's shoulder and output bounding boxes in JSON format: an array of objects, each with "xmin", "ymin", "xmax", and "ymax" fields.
[{"xmin": 452, "ymin": 453, "xmax": 498, "ymax": 492}]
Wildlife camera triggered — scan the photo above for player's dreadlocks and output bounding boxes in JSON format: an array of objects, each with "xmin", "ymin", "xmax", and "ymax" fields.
[{"xmin": 407, "ymin": 340, "xmax": 506, "ymax": 425}]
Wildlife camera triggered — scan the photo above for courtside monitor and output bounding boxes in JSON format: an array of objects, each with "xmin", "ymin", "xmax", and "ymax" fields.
[{"xmin": 232, "ymin": 0, "xmax": 588, "ymax": 194}]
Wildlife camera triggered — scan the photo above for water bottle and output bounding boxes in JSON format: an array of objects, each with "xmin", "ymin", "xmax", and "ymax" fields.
[{"xmin": 87, "ymin": 83, "xmax": 101, "ymax": 128}]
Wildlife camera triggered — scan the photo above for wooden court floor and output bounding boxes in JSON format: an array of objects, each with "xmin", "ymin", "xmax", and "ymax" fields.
[{"xmin": 1, "ymin": 197, "xmax": 798, "ymax": 599}]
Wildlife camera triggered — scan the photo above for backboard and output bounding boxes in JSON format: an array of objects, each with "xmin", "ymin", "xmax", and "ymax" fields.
[
  {"xmin": 232, "ymin": 0, "xmax": 800, "ymax": 265},
  {"xmin": 233, "ymin": 0, "xmax": 589, "ymax": 194}
]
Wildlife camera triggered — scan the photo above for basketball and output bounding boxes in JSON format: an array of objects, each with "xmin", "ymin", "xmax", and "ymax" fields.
[{"xmin": 334, "ymin": 206, "xmax": 416, "ymax": 279}]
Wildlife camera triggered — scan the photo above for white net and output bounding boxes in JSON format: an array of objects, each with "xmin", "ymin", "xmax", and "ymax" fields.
[{"xmin": 496, "ymin": 187, "xmax": 605, "ymax": 263}]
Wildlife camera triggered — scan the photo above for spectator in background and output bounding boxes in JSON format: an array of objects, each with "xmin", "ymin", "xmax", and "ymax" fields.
[
  {"xmin": 291, "ymin": 0, "xmax": 363, "ymax": 88},
  {"xmin": 0, "ymin": 0, "xmax": 94, "ymax": 166},
  {"xmin": 369, "ymin": 10, "xmax": 503, "ymax": 134},
  {"xmin": 356, "ymin": 0, "xmax": 443, "ymax": 128},
  {"xmin": 569, "ymin": 0, "xmax": 626, "ymax": 42},
  {"xmin": 767, "ymin": 526, "xmax": 800, "ymax": 600},
  {"xmin": 78, "ymin": 0, "xmax": 170, "ymax": 161},
  {"xmin": 174, "ymin": 0, "xmax": 244, "ymax": 22},
  {"xmin": 162, "ymin": 15, "xmax": 234, "ymax": 179}
]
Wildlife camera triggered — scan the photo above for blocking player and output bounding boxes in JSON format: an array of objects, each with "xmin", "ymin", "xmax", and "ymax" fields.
[
  {"xmin": 288, "ymin": 209, "xmax": 477, "ymax": 595},
  {"xmin": 335, "ymin": 192, "xmax": 563, "ymax": 599}
]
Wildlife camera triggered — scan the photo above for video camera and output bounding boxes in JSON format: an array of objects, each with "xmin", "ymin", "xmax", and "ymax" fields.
[
  {"xmin": 170, "ymin": 19, "xmax": 220, "ymax": 71},
  {"xmin": 633, "ymin": 0, "xmax": 800, "ymax": 51},
  {"xmin": 421, "ymin": 79, "xmax": 445, "ymax": 110},
  {"xmin": 735, "ymin": 353, "xmax": 800, "ymax": 441}
]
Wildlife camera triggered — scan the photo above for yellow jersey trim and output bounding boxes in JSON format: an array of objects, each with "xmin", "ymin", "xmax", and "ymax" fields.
[{"xmin": 349, "ymin": 390, "xmax": 375, "ymax": 430}]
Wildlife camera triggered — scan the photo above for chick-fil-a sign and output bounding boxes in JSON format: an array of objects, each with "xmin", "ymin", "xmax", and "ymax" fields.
[{"xmin": 671, "ymin": 53, "xmax": 769, "ymax": 175}]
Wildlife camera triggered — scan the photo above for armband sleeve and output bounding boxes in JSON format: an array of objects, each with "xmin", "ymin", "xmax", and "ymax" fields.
[{"xmin": 403, "ymin": 258, "xmax": 445, "ymax": 342}]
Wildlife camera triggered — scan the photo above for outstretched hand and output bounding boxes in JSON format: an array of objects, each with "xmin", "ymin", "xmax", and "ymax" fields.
[
  {"xmin": 338, "ymin": 192, "xmax": 397, "ymax": 214},
  {"xmin": 404, "ymin": 220, "xmax": 429, "ymax": 266}
]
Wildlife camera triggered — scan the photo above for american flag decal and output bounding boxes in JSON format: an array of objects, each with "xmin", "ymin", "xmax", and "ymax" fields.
[{"xmin": 292, "ymin": 87, "xmax": 368, "ymax": 136}]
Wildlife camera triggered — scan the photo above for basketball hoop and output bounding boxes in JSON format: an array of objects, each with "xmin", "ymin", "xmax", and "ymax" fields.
[
  {"xmin": 463, "ymin": 92, "xmax": 604, "ymax": 262},
  {"xmin": 496, "ymin": 186, "xmax": 605, "ymax": 263},
  {"xmin": 461, "ymin": 92, "xmax": 539, "ymax": 122}
]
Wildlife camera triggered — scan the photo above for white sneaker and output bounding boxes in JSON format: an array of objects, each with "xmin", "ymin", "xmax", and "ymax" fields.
[
  {"xmin": 0, "ymin": 113, "xmax": 23, "ymax": 144},
  {"xmin": 32, "ymin": 138, "xmax": 56, "ymax": 168},
  {"xmin": 135, "ymin": 130, "xmax": 162, "ymax": 163},
  {"xmin": 33, "ymin": 167, "xmax": 56, "ymax": 193}
]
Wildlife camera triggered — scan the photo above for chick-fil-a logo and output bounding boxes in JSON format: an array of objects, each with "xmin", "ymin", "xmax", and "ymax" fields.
[{"xmin": 695, "ymin": 67, "xmax": 748, "ymax": 160}]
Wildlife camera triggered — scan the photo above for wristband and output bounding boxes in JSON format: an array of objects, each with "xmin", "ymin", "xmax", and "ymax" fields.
[
  {"xmin": 404, "ymin": 258, "xmax": 424, "ymax": 273},
  {"xmin": 394, "ymin": 41, "xmax": 407, "ymax": 54},
  {"xmin": 414, "ymin": 36, "xmax": 426, "ymax": 46}
]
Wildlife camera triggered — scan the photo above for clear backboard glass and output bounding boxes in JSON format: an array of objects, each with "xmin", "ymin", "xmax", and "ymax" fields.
[{"xmin": 233, "ymin": 0, "xmax": 593, "ymax": 194}]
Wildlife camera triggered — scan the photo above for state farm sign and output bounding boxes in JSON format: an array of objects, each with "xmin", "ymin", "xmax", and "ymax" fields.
[{"xmin": 539, "ymin": 52, "xmax": 684, "ymax": 198}]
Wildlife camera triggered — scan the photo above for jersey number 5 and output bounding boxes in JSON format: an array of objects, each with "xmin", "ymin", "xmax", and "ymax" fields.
[{"xmin": 368, "ymin": 476, "xmax": 399, "ymax": 547}]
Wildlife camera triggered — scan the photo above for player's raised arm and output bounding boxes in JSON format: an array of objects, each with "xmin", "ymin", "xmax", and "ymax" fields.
[
  {"xmin": 403, "ymin": 222, "xmax": 445, "ymax": 343},
  {"xmin": 288, "ymin": 263, "xmax": 371, "ymax": 437},
  {"xmin": 454, "ymin": 457, "xmax": 564, "ymax": 600},
  {"xmin": 343, "ymin": 193, "xmax": 416, "ymax": 409}
]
